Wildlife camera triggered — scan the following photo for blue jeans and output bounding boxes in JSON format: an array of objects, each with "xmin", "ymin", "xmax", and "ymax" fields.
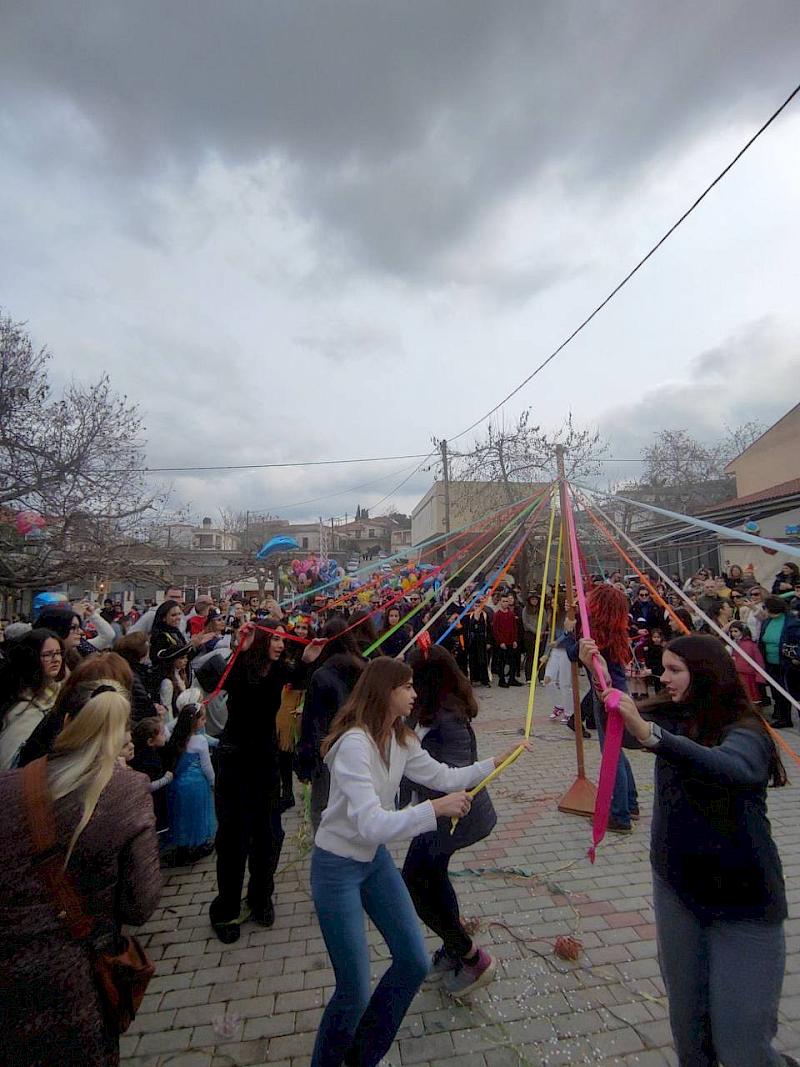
[
  {"xmin": 653, "ymin": 874, "xmax": 785, "ymax": 1066},
  {"xmin": 311, "ymin": 845, "xmax": 429, "ymax": 1067},
  {"xmin": 594, "ymin": 693, "xmax": 638, "ymax": 826}
]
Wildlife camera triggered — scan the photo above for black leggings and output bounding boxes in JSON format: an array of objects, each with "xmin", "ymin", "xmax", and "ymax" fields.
[
  {"xmin": 401, "ymin": 838, "xmax": 472, "ymax": 960},
  {"xmin": 278, "ymin": 751, "xmax": 294, "ymax": 801}
]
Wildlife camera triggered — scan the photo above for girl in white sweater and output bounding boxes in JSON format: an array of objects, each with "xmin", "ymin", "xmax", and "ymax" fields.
[{"xmin": 311, "ymin": 656, "xmax": 528, "ymax": 1067}]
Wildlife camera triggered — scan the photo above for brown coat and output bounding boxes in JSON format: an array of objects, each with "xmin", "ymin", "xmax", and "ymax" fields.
[{"xmin": 0, "ymin": 762, "xmax": 162, "ymax": 1066}]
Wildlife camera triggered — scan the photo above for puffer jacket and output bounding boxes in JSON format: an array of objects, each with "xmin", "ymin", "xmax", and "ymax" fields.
[{"xmin": 407, "ymin": 695, "xmax": 496, "ymax": 856}]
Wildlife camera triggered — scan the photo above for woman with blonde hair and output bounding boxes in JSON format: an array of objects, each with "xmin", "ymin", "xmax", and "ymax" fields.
[
  {"xmin": 0, "ymin": 679, "xmax": 162, "ymax": 1066},
  {"xmin": 310, "ymin": 656, "xmax": 528, "ymax": 1067}
]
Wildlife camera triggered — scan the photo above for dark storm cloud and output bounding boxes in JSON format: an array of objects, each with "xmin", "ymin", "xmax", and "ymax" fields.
[{"xmin": 3, "ymin": 0, "xmax": 799, "ymax": 280}]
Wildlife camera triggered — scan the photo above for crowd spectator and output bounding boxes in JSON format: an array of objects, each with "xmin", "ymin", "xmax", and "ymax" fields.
[
  {"xmin": 0, "ymin": 679, "xmax": 161, "ymax": 1066},
  {"xmin": 0, "ymin": 629, "xmax": 65, "ymax": 770}
]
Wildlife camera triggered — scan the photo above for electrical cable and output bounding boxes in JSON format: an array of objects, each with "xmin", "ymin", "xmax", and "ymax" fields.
[
  {"xmin": 446, "ymin": 79, "xmax": 800, "ymax": 445},
  {"xmin": 123, "ymin": 452, "xmax": 431, "ymax": 474}
]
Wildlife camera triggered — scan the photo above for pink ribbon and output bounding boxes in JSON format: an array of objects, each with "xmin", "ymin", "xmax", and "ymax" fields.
[{"xmin": 562, "ymin": 484, "xmax": 624, "ymax": 864}]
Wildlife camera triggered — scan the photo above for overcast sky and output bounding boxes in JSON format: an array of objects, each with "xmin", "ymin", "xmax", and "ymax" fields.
[{"xmin": 2, "ymin": 1, "xmax": 799, "ymax": 525}]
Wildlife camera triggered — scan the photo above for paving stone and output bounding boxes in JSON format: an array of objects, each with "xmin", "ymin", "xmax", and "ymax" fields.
[{"xmin": 121, "ymin": 685, "xmax": 800, "ymax": 1067}]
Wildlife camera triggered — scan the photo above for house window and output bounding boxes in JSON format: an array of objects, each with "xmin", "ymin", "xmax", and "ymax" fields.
[
  {"xmin": 302, "ymin": 537, "xmax": 309, "ymax": 548},
  {"xmin": 368, "ymin": 528, "xmax": 375, "ymax": 539}
]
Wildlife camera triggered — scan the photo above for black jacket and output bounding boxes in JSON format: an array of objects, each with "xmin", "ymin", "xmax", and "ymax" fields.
[
  {"xmin": 130, "ymin": 662, "xmax": 159, "ymax": 721},
  {"xmin": 296, "ymin": 654, "xmax": 364, "ymax": 779},
  {"xmin": 641, "ymin": 705, "xmax": 786, "ymax": 924},
  {"xmin": 407, "ymin": 696, "xmax": 496, "ymax": 856}
]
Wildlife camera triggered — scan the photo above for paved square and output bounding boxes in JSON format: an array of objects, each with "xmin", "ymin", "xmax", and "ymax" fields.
[{"xmin": 121, "ymin": 683, "xmax": 800, "ymax": 1066}]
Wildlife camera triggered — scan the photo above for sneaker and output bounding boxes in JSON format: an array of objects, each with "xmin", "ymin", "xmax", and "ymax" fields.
[
  {"xmin": 509, "ymin": 679, "xmax": 523, "ymax": 687},
  {"xmin": 426, "ymin": 945, "xmax": 458, "ymax": 983},
  {"xmin": 559, "ymin": 709, "xmax": 571, "ymax": 725},
  {"xmin": 550, "ymin": 706, "xmax": 564, "ymax": 721},
  {"xmin": 445, "ymin": 948, "xmax": 496, "ymax": 998}
]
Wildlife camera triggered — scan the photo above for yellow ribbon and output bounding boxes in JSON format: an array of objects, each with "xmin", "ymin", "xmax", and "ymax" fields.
[
  {"xmin": 523, "ymin": 492, "xmax": 558, "ymax": 740},
  {"xmin": 450, "ymin": 490, "xmax": 558, "ymax": 834}
]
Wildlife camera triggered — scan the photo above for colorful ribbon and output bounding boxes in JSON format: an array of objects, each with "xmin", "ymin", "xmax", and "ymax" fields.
[{"xmin": 563, "ymin": 483, "xmax": 621, "ymax": 864}]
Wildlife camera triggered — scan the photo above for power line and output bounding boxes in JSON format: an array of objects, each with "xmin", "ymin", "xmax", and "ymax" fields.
[
  {"xmin": 255, "ymin": 458, "xmax": 425, "ymax": 514},
  {"xmin": 447, "ymin": 79, "xmax": 800, "ymax": 445},
  {"xmin": 132, "ymin": 452, "xmax": 430, "ymax": 474}
]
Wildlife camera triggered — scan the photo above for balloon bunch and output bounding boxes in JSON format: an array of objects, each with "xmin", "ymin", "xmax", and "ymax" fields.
[
  {"xmin": 318, "ymin": 559, "xmax": 343, "ymax": 584},
  {"xmin": 15, "ymin": 511, "xmax": 46, "ymax": 536}
]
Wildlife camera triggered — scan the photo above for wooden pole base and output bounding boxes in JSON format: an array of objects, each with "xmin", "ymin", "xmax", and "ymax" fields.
[{"xmin": 558, "ymin": 775, "xmax": 597, "ymax": 818}]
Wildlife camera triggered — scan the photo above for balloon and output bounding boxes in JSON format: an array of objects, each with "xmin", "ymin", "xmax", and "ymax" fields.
[
  {"xmin": 15, "ymin": 511, "xmax": 45, "ymax": 535},
  {"xmin": 256, "ymin": 535, "xmax": 299, "ymax": 560},
  {"xmin": 32, "ymin": 591, "xmax": 68, "ymax": 615}
]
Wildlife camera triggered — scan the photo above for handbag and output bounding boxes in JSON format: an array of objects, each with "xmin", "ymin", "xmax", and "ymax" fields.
[{"xmin": 21, "ymin": 757, "xmax": 154, "ymax": 1033}]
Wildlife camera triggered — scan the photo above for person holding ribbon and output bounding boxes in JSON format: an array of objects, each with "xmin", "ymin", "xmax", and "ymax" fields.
[
  {"xmin": 208, "ymin": 622, "xmax": 323, "ymax": 943},
  {"xmin": 402, "ymin": 646, "xmax": 499, "ymax": 996},
  {"xmin": 310, "ymin": 656, "xmax": 527, "ymax": 1067},
  {"xmin": 590, "ymin": 633, "xmax": 793, "ymax": 1067},
  {"xmin": 568, "ymin": 583, "xmax": 640, "ymax": 833}
]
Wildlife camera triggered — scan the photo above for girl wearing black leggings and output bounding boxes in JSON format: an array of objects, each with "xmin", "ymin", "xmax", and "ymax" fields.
[{"xmin": 402, "ymin": 646, "xmax": 502, "ymax": 997}]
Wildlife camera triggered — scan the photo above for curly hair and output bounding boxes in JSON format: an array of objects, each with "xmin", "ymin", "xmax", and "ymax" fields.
[{"xmin": 586, "ymin": 585, "xmax": 632, "ymax": 667}]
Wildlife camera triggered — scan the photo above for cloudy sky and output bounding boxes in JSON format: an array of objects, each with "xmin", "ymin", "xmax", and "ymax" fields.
[{"xmin": 2, "ymin": 1, "xmax": 799, "ymax": 524}]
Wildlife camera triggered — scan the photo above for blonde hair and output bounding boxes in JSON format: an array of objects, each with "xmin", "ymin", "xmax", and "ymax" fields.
[{"xmin": 48, "ymin": 680, "xmax": 131, "ymax": 865}]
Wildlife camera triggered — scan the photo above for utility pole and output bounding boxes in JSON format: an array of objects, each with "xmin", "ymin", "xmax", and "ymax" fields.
[
  {"xmin": 440, "ymin": 438, "xmax": 451, "ymax": 534},
  {"xmin": 556, "ymin": 444, "xmax": 597, "ymax": 818}
]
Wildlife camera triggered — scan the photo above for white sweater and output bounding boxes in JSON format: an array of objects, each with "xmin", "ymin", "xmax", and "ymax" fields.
[{"xmin": 315, "ymin": 726, "xmax": 495, "ymax": 862}]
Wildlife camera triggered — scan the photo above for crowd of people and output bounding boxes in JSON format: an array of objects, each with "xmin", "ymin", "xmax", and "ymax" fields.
[{"xmin": 1, "ymin": 554, "xmax": 799, "ymax": 1067}]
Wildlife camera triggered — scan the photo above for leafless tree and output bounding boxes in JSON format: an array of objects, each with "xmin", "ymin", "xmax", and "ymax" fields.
[{"xmin": 0, "ymin": 311, "xmax": 165, "ymax": 590}]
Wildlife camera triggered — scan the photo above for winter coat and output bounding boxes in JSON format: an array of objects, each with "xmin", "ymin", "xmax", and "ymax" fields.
[
  {"xmin": 0, "ymin": 684, "xmax": 61, "ymax": 771},
  {"xmin": 296, "ymin": 654, "xmax": 364, "ymax": 780},
  {"xmin": 636, "ymin": 705, "xmax": 786, "ymax": 924},
  {"xmin": 406, "ymin": 696, "xmax": 497, "ymax": 856},
  {"xmin": 0, "ymin": 763, "xmax": 161, "ymax": 1066}
]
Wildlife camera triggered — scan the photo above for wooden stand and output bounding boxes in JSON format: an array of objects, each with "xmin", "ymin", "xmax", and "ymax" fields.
[{"xmin": 555, "ymin": 447, "xmax": 596, "ymax": 818}]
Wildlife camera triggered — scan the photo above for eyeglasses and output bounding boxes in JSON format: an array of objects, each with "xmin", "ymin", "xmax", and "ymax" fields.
[{"xmin": 41, "ymin": 651, "xmax": 63, "ymax": 662}]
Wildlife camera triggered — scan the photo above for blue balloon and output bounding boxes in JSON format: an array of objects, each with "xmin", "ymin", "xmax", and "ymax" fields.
[
  {"xmin": 33, "ymin": 591, "xmax": 68, "ymax": 616},
  {"xmin": 256, "ymin": 535, "xmax": 300, "ymax": 560}
]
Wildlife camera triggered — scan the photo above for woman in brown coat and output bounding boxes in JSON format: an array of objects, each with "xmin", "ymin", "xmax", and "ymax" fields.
[{"xmin": 0, "ymin": 679, "xmax": 162, "ymax": 1066}]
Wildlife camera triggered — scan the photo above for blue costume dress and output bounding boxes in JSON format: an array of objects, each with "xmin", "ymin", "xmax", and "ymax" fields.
[{"xmin": 167, "ymin": 734, "xmax": 216, "ymax": 849}]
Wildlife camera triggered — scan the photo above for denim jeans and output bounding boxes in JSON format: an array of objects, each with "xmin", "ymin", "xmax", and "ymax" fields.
[
  {"xmin": 311, "ymin": 845, "xmax": 429, "ymax": 1067},
  {"xmin": 653, "ymin": 874, "xmax": 785, "ymax": 1066},
  {"xmin": 593, "ymin": 692, "xmax": 638, "ymax": 826}
]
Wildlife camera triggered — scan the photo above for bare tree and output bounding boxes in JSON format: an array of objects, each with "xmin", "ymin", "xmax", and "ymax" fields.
[
  {"xmin": 445, "ymin": 412, "xmax": 608, "ymax": 587},
  {"xmin": 0, "ymin": 311, "xmax": 165, "ymax": 591},
  {"xmin": 450, "ymin": 411, "xmax": 608, "ymax": 501}
]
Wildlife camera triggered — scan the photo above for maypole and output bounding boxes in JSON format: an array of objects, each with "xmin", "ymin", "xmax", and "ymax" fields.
[{"xmin": 556, "ymin": 446, "xmax": 596, "ymax": 818}]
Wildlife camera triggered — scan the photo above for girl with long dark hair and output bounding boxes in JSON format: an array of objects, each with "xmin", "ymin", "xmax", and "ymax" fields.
[
  {"xmin": 310, "ymin": 656, "xmax": 526, "ymax": 1067},
  {"xmin": 209, "ymin": 622, "xmax": 322, "ymax": 943},
  {"xmin": 402, "ymin": 646, "xmax": 499, "ymax": 995},
  {"xmin": 0, "ymin": 629, "xmax": 65, "ymax": 770},
  {"xmin": 464, "ymin": 597, "xmax": 492, "ymax": 686},
  {"xmin": 297, "ymin": 617, "xmax": 365, "ymax": 831},
  {"xmin": 376, "ymin": 605, "xmax": 410, "ymax": 659},
  {"xmin": 587, "ymin": 633, "xmax": 793, "ymax": 1067}
]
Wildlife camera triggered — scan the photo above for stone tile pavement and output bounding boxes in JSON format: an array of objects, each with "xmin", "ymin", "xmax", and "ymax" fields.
[{"xmin": 121, "ymin": 682, "xmax": 800, "ymax": 1067}]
